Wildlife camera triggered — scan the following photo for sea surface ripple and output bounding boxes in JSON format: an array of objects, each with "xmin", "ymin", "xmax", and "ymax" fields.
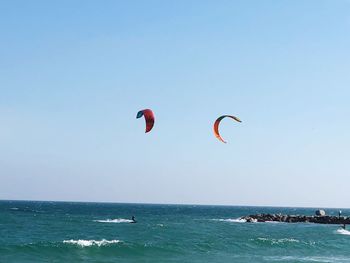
[{"xmin": 1, "ymin": 201, "xmax": 350, "ymax": 262}]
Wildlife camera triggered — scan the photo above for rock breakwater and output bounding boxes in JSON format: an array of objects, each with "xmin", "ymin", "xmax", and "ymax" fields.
[{"xmin": 241, "ymin": 213, "xmax": 350, "ymax": 224}]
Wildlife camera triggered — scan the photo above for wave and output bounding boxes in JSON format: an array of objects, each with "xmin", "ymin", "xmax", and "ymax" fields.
[
  {"xmin": 252, "ymin": 237, "xmax": 316, "ymax": 246},
  {"xmin": 63, "ymin": 239, "xmax": 121, "ymax": 247},
  {"xmin": 94, "ymin": 218, "xmax": 133, "ymax": 223},
  {"xmin": 9, "ymin": 207, "xmax": 44, "ymax": 213},
  {"xmin": 212, "ymin": 218, "xmax": 247, "ymax": 223},
  {"xmin": 336, "ymin": 228, "xmax": 350, "ymax": 235},
  {"xmin": 267, "ymin": 255, "xmax": 350, "ymax": 262},
  {"xmin": 256, "ymin": 237, "xmax": 300, "ymax": 244}
]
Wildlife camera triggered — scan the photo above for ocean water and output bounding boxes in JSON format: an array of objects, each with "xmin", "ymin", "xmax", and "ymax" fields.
[{"xmin": 1, "ymin": 201, "xmax": 350, "ymax": 262}]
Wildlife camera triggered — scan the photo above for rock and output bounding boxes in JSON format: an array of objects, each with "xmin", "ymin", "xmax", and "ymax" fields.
[
  {"xmin": 240, "ymin": 212, "xmax": 350, "ymax": 225},
  {"xmin": 246, "ymin": 217, "xmax": 257, "ymax": 223},
  {"xmin": 315, "ymin": 209, "xmax": 326, "ymax": 216}
]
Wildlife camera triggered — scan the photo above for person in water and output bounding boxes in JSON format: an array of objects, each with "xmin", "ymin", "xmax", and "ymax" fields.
[
  {"xmin": 339, "ymin": 211, "xmax": 346, "ymax": 230},
  {"xmin": 131, "ymin": 216, "xmax": 136, "ymax": 223}
]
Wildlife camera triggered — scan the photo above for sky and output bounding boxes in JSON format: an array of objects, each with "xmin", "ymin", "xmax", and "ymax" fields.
[{"xmin": 1, "ymin": 0, "xmax": 350, "ymax": 207}]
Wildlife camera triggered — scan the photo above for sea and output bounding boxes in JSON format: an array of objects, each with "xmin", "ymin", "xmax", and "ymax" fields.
[{"xmin": 1, "ymin": 201, "xmax": 350, "ymax": 262}]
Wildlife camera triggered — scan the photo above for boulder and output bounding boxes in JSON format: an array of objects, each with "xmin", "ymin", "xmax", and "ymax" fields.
[
  {"xmin": 315, "ymin": 209, "xmax": 326, "ymax": 216},
  {"xmin": 241, "ymin": 212, "xmax": 350, "ymax": 225}
]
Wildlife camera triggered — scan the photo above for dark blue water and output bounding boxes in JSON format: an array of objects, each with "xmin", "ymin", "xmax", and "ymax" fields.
[{"xmin": 1, "ymin": 201, "xmax": 350, "ymax": 262}]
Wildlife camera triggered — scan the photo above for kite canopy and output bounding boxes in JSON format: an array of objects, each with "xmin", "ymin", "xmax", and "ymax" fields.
[
  {"xmin": 213, "ymin": 115, "xmax": 241, "ymax": 143},
  {"xmin": 136, "ymin": 109, "xmax": 155, "ymax": 133}
]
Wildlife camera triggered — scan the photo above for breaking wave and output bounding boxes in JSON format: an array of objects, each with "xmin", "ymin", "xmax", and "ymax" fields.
[
  {"xmin": 63, "ymin": 239, "xmax": 121, "ymax": 247},
  {"xmin": 212, "ymin": 218, "xmax": 247, "ymax": 223},
  {"xmin": 252, "ymin": 237, "xmax": 316, "ymax": 246},
  {"xmin": 256, "ymin": 237, "xmax": 300, "ymax": 244},
  {"xmin": 266, "ymin": 255, "xmax": 350, "ymax": 262},
  {"xmin": 94, "ymin": 218, "xmax": 133, "ymax": 223},
  {"xmin": 336, "ymin": 228, "xmax": 350, "ymax": 235}
]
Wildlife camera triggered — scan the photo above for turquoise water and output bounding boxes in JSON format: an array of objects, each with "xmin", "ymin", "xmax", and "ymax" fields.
[{"xmin": 1, "ymin": 201, "xmax": 350, "ymax": 262}]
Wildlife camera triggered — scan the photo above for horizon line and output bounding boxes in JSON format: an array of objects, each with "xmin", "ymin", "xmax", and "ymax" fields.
[{"xmin": 0, "ymin": 198, "xmax": 348, "ymax": 210}]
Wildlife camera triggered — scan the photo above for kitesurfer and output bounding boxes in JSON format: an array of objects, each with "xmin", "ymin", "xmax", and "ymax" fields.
[{"xmin": 131, "ymin": 216, "xmax": 136, "ymax": 223}]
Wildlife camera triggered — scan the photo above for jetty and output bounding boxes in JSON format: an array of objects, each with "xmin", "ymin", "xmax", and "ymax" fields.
[{"xmin": 241, "ymin": 210, "xmax": 350, "ymax": 225}]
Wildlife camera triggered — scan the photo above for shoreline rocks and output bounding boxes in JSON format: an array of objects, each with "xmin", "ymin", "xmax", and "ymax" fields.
[
  {"xmin": 315, "ymin": 209, "xmax": 326, "ymax": 216},
  {"xmin": 241, "ymin": 213, "xmax": 350, "ymax": 224}
]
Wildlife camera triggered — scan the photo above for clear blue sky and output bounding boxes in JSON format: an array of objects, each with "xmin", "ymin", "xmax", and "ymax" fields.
[{"xmin": 1, "ymin": 0, "xmax": 350, "ymax": 207}]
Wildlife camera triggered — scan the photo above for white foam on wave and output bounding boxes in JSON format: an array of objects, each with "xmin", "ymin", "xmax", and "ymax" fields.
[
  {"xmin": 63, "ymin": 239, "xmax": 121, "ymax": 247},
  {"xmin": 267, "ymin": 255, "xmax": 350, "ymax": 262},
  {"xmin": 256, "ymin": 237, "xmax": 300, "ymax": 244},
  {"xmin": 94, "ymin": 218, "xmax": 133, "ymax": 223},
  {"xmin": 336, "ymin": 228, "xmax": 350, "ymax": 235},
  {"xmin": 255, "ymin": 237, "xmax": 317, "ymax": 246},
  {"xmin": 212, "ymin": 218, "xmax": 247, "ymax": 223},
  {"xmin": 10, "ymin": 207, "xmax": 19, "ymax": 210},
  {"xmin": 265, "ymin": 221, "xmax": 282, "ymax": 224}
]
